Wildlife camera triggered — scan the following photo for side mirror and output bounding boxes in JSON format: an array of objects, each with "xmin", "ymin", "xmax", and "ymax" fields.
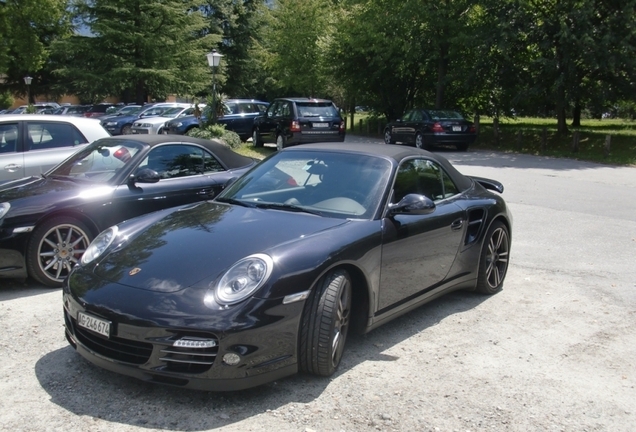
[
  {"xmin": 388, "ymin": 193, "xmax": 435, "ymax": 216},
  {"xmin": 129, "ymin": 168, "xmax": 161, "ymax": 184}
]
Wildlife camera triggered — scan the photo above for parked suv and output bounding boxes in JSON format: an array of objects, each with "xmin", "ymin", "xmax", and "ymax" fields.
[
  {"xmin": 252, "ymin": 98, "xmax": 345, "ymax": 150},
  {"xmin": 163, "ymin": 99, "xmax": 269, "ymax": 140}
]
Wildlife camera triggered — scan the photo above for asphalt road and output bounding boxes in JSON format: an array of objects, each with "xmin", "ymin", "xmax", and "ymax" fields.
[{"xmin": 1, "ymin": 136, "xmax": 635, "ymax": 431}]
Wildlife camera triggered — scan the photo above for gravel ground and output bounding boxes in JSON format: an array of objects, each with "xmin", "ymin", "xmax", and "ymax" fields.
[{"xmin": 1, "ymin": 142, "xmax": 635, "ymax": 432}]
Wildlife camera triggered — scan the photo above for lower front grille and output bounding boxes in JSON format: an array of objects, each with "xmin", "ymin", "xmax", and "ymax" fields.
[
  {"xmin": 67, "ymin": 312, "xmax": 152, "ymax": 364},
  {"xmin": 159, "ymin": 336, "xmax": 219, "ymax": 374}
]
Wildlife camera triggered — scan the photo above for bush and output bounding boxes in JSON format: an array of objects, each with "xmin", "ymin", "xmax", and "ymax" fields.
[
  {"xmin": 0, "ymin": 91, "xmax": 14, "ymax": 110},
  {"xmin": 185, "ymin": 123, "xmax": 242, "ymax": 148}
]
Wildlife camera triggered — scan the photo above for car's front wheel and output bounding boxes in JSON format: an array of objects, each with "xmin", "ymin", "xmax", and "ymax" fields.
[
  {"xmin": 476, "ymin": 221, "xmax": 510, "ymax": 294},
  {"xmin": 26, "ymin": 216, "xmax": 93, "ymax": 287},
  {"xmin": 276, "ymin": 133, "xmax": 287, "ymax": 151},
  {"xmin": 384, "ymin": 129, "xmax": 395, "ymax": 144},
  {"xmin": 299, "ymin": 269, "xmax": 352, "ymax": 377},
  {"xmin": 121, "ymin": 124, "xmax": 133, "ymax": 135},
  {"xmin": 252, "ymin": 129, "xmax": 263, "ymax": 147}
]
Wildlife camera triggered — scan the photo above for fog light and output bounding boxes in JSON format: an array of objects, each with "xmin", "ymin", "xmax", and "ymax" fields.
[{"xmin": 223, "ymin": 353, "xmax": 241, "ymax": 365}]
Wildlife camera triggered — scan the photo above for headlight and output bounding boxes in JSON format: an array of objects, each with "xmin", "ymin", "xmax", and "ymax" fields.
[
  {"xmin": 0, "ymin": 202, "xmax": 9, "ymax": 219},
  {"xmin": 215, "ymin": 254, "xmax": 273, "ymax": 305},
  {"xmin": 106, "ymin": 121, "xmax": 117, "ymax": 126},
  {"xmin": 175, "ymin": 122, "xmax": 183, "ymax": 127},
  {"xmin": 141, "ymin": 123, "xmax": 151, "ymax": 127},
  {"xmin": 81, "ymin": 226, "xmax": 119, "ymax": 265}
]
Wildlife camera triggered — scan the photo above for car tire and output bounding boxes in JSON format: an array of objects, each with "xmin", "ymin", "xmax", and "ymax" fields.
[
  {"xmin": 384, "ymin": 129, "xmax": 395, "ymax": 144},
  {"xmin": 276, "ymin": 133, "xmax": 287, "ymax": 151},
  {"xmin": 26, "ymin": 216, "xmax": 93, "ymax": 288},
  {"xmin": 415, "ymin": 132, "xmax": 425, "ymax": 149},
  {"xmin": 456, "ymin": 142, "xmax": 469, "ymax": 151},
  {"xmin": 299, "ymin": 269, "xmax": 352, "ymax": 377},
  {"xmin": 252, "ymin": 129, "xmax": 263, "ymax": 147},
  {"xmin": 121, "ymin": 124, "xmax": 133, "ymax": 135},
  {"xmin": 475, "ymin": 221, "xmax": 510, "ymax": 295}
]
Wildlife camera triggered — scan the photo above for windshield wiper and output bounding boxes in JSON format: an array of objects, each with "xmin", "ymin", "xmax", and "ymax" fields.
[
  {"xmin": 253, "ymin": 202, "xmax": 322, "ymax": 216},
  {"xmin": 215, "ymin": 197, "xmax": 255, "ymax": 207}
]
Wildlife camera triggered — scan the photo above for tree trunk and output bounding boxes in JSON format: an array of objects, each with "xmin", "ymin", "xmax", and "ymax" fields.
[{"xmin": 572, "ymin": 103, "xmax": 581, "ymax": 127}]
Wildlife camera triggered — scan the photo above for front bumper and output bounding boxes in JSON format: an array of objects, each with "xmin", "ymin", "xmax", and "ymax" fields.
[{"xmin": 63, "ymin": 274, "xmax": 304, "ymax": 391}]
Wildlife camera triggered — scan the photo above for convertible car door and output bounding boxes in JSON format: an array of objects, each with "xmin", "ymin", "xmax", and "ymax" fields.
[
  {"xmin": 97, "ymin": 144, "xmax": 226, "ymax": 228},
  {"xmin": 378, "ymin": 158, "xmax": 465, "ymax": 311}
]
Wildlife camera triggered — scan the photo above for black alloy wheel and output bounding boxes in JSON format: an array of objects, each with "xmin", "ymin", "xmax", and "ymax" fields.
[
  {"xmin": 299, "ymin": 269, "xmax": 352, "ymax": 376},
  {"xmin": 476, "ymin": 221, "xmax": 510, "ymax": 294},
  {"xmin": 26, "ymin": 216, "xmax": 93, "ymax": 287}
]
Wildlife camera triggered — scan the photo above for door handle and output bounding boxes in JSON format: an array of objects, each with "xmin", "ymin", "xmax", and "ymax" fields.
[
  {"xmin": 450, "ymin": 219, "xmax": 464, "ymax": 231},
  {"xmin": 4, "ymin": 164, "xmax": 22, "ymax": 172}
]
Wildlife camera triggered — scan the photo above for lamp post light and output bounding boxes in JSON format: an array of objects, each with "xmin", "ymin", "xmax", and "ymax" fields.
[
  {"xmin": 206, "ymin": 50, "xmax": 223, "ymax": 124},
  {"xmin": 23, "ymin": 76, "xmax": 33, "ymax": 106}
]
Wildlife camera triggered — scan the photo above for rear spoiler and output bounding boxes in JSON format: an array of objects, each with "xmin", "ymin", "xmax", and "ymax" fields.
[{"xmin": 469, "ymin": 176, "xmax": 504, "ymax": 193}]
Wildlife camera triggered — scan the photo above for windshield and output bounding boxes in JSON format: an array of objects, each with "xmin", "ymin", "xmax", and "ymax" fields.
[
  {"xmin": 49, "ymin": 139, "xmax": 144, "ymax": 183},
  {"xmin": 427, "ymin": 110, "xmax": 464, "ymax": 120},
  {"xmin": 161, "ymin": 107, "xmax": 187, "ymax": 117},
  {"xmin": 296, "ymin": 103, "xmax": 339, "ymax": 118},
  {"xmin": 218, "ymin": 150, "xmax": 391, "ymax": 219}
]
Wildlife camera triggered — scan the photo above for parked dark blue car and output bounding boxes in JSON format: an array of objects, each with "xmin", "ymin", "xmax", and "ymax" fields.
[
  {"xmin": 164, "ymin": 99, "xmax": 268, "ymax": 141},
  {"xmin": 101, "ymin": 103, "xmax": 190, "ymax": 135}
]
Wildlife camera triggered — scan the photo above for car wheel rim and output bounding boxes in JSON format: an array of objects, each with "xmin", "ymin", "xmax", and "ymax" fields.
[
  {"xmin": 37, "ymin": 224, "xmax": 90, "ymax": 283},
  {"xmin": 331, "ymin": 281, "xmax": 351, "ymax": 367},
  {"xmin": 415, "ymin": 135, "xmax": 423, "ymax": 148},
  {"xmin": 485, "ymin": 227, "xmax": 509, "ymax": 289},
  {"xmin": 384, "ymin": 131, "xmax": 391, "ymax": 144},
  {"xmin": 122, "ymin": 126, "xmax": 132, "ymax": 134}
]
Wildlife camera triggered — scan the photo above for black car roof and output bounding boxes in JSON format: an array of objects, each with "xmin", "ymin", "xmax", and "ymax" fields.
[
  {"xmin": 284, "ymin": 143, "xmax": 473, "ymax": 191},
  {"xmin": 96, "ymin": 135, "xmax": 254, "ymax": 169}
]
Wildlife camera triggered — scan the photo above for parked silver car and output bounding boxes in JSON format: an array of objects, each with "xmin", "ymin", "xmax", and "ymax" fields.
[
  {"xmin": 0, "ymin": 115, "xmax": 110, "ymax": 182},
  {"xmin": 131, "ymin": 105, "xmax": 197, "ymax": 135}
]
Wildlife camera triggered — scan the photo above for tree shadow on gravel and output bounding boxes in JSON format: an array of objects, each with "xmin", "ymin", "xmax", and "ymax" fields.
[{"xmin": 34, "ymin": 290, "xmax": 490, "ymax": 431}]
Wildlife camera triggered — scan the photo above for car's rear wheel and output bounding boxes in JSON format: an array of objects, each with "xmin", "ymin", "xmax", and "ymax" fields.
[
  {"xmin": 415, "ymin": 132, "xmax": 424, "ymax": 149},
  {"xmin": 276, "ymin": 133, "xmax": 287, "ymax": 151},
  {"xmin": 384, "ymin": 129, "xmax": 395, "ymax": 144},
  {"xmin": 252, "ymin": 129, "xmax": 263, "ymax": 147},
  {"xmin": 299, "ymin": 269, "xmax": 352, "ymax": 376},
  {"xmin": 476, "ymin": 221, "xmax": 510, "ymax": 294},
  {"xmin": 26, "ymin": 216, "xmax": 93, "ymax": 287},
  {"xmin": 121, "ymin": 124, "xmax": 132, "ymax": 135}
]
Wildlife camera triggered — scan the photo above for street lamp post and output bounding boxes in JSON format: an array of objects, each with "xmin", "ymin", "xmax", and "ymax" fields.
[
  {"xmin": 206, "ymin": 50, "xmax": 223, "ymax": 124},
  {"xmin": 23, "ymin": 76, "xmax": 33, "ymax": 107}
]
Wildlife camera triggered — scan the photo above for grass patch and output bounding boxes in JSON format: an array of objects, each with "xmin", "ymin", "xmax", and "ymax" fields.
[{"xmin": 234, "ymin": 143, "xmax": 275, "ymax": 160}]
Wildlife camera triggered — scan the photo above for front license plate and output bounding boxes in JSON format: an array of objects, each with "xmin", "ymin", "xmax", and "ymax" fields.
[
  {"xmin": 313, "ymin": 122, "xmax": 328, "ymax": 128},
  {"xmin": 452, "ymin": 126, "xmax": 462, "ymax": 132},
  {"xmin": 77, "ymin": 311, "xmax": 111, "ymax": 338}
]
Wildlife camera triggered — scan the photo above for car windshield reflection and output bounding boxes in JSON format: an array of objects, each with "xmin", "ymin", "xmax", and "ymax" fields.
[
  {"xmin": 48, "ymin": 139, "xmax": 144, "ymax": 184},
  {"xmin": 219, "ymin": 151, "xmax": 392, "ymax": 219}
]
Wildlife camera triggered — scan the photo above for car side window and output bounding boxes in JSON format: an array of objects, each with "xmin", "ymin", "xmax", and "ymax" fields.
[
  {"xmin": 268, "ymin": 102, "xmax": 280, "ymax": 117},
  {"xmin": 411, "ymin": 110, "xmax": 424, "ymax": 122},
  {"xmin": 401, "ymin": 110, "xmax": 413, "ymax": 121},
  {"xmin": 142, "ymin": 145, "xmax": 223, "ymax": 179},
  {"xmin": 393, "ymin": 159, "xmax": 459, "ymax": 202},
  {"xmin": 26, "ymin": 122, "xmax": 88, "ymax": 151},
  {"xmin": 0, "ymin": 123, "xmax": 19, "ymax": 153}
]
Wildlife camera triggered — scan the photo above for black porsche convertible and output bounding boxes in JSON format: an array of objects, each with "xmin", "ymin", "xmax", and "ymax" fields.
[
  {"xmin": 0, "ymin": 135, "xmax": 256, "ymax": 286},
  {"xmin": 63, "ymin": 143, "xmax": 512, "ymax": 391}
]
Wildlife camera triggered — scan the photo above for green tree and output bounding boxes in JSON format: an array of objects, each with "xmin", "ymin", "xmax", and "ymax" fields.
[
  {"xmin": 51, "ymin": 0, "xmax": 218, "ymax": 104},
  {"xmin": 0, "ymin": 0, "xmax": 71, "ymax": 102}
]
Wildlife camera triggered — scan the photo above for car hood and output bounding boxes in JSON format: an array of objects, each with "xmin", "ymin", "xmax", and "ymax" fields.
[
  {"xmin": 92, "ymin": 202, "xmax": 349, "ymax": 292},
  {"xmin": 0, "ymin": 176, "xmax": 112, "ymax": 218}
]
